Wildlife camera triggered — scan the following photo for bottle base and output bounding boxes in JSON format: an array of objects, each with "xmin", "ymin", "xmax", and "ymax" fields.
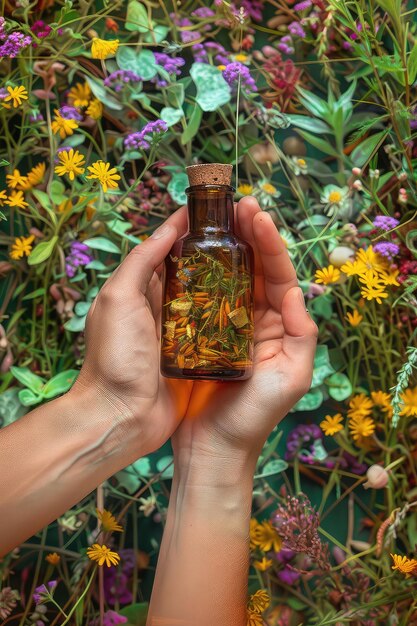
[{"xmin": 161, "ymin": 365, "xmax": 253, "ymax": 381}]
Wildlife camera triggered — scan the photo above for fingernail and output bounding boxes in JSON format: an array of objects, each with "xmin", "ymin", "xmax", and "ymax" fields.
[{"xmin": 151, "ymin": 223, "xmax": 172, "ymax": 239}]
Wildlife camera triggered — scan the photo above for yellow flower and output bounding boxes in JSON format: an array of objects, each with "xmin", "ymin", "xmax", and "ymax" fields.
[
  {"xmin": 247, "ymin": 589, "xmax": 271, "ymax": 614},
  {"xmin": 9, "ymin": 234, "xmax": 35, "ymax": 260},
  {"xmin": 51, "ymin": 110, "xmax": 79, "ymax": 139},
  {"xmin": 391, "ymin": 553, "xmax": 417, "ymax": 577},
  {"xmin": 0, "ymin": 190, "xmax": 7, "ymax": 205},
  {"xmin": 253, "ymin": 557, "xmax": 273, "ymax": 571},
  {"xmin": 348, "ymin": 415, "xmax": 375, "ymax": 441},
  {"xmin": 347, "ymin": 393, "xmax": 373, "ymax": 419},
  {"xmin": 379, "ymin": 269, "xmax": 400, "ymax": 286},
  {"xmin": 86, "ymin": 543, "xmax": 120, "ymax": 567},
  {"xmin": 45, "ymin": 552, "xmax": 61, "ymax": 565},
  {"xmin": 237, "ymin": 184, "xmax": 254, "ymax": 196},
  {"xmin": 250, "ymin": 518, "xmax": 260, "ymax": 550},
  {"xmin": 340, "ymin": 259, "xmax": 367, "ymax": 276},
  {"xmin": 247, "ymin": 611, "xmax": 264, "ymax": 626},
  {"xmin": 26, "ymin": 162, "xmax": 46, "ymax": 187},
  {"xmin": 346, "ymin": 309, "xmax": 363, "ymax": 326},
  {"xmin": 96, "ymin": 508, "xmax": 123, "ymax": 533},
  {"xmin": 251, "ymin": 520, "xmax": 282, "ymax": 553},
  {"xmin": 86, "ymin": 98, "xmax": 103, "ymax": 120},
  {"xmin": 261, "ymin": 182, "xmax": 277, "ymax": 195},
  {"xmin": 371, "ymin": 391, "xmax": 393, "ymax": 418},
  {"xmin": 54, "ymin": 149, "xmax": 86, "ymax": 181},
  {"xmin": 399, "ymin": 387, "xmax": 417, "ymax": 418},
  {"xmin": 6, "ymin": 169, "xmax": 28, "ymax": 189},
  {"xmin": 91, "ymin": 37, "xmax": 119, "ymax": 59},
  {"xmin": 315, "ymin": 265, "xmax": 341, "ymax": 285},
  {"xmin": 4, "ymin": 190, "xmax": 28, "ymax": 209},
  {"xmin": 360, "ymin": 284, "xmax": 388, "ymax": 304},
  {"xmin": 328, "ymin": 190, "xmax": 342, "ymax": 203},
  {"xmin": 68, "ymin": 81, "xmax": 92, "ymax": 107},
  {"xmin": 320, "ymin": 413, "xmax": 344, "ymax": 436},
  {"xmin": 234, "ymin": 53, "xmax": 249, "ymax": 62},
  {"xmin": 217, "ymin": 64, "xmax": 226, "ymax": 71},
  {"xmin": 86, "ymin": 160, "xmax": 120, "ymax": 192},
  {"xmin": 356, "ymin": 246, "xmax": 389, "ymax": 275},
  {"xmin": 4, "ymin": 85, "xmax": 28, "ymax": 108}
]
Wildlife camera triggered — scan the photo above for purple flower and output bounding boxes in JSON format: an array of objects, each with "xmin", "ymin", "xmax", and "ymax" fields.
[
  {"xmin": 0, "ymin": 31, "xmax": 32, "ymax": 58},
  {"xmin": 373, "ymin": 215, "xmax": 399, "ymax": 231},
  {"xmin": 278, "ymin": 35, "xmax": 295, "ymax": 55},
  {"xmin": 90, "ymin": 610, "xmax": 128, "ymax": 626},
  {"xmin": 33, "ymin": 581, "xmax": 57, "ymax": 605},
  {"xmin": 277, "ymin": 566, "xmax": 301, "ymax": 584},
  {"xmin": 294, "ymin": 0, "xmax": 312, "ymax": 10},
  {"xmin": 31, "ymin": 20, "xmax": 52, "ymax": 38},
  {"xmin": 103, "ymin": 570, "xmax": 132, "ymax": 605},
  {"xmin": 223, "ymin": 62, "xmax": 257, "ymax": 95},
  {"xmin": 373, "ymin": 241, "xmax": 400, "ymax": 259},
  {"xmin": 285, "ymin": 423, "xmax": 326, "ymax": 464},
  {"xmin": 154, "ymin": 53, "xmax": 185, "ymax": 76},
  {"xmin": 65, "ymin": 241, "xmax": 93, "ymax": 278},
  {"xmin": 104, "ymin": 69, "xmax": 142, "ymax": 92},
  {"xmin": 124, "ymin": 119, "xmax": 168, "ymax": 151},
  {"xmin": 59, "ymin": 105, "xmax": 83, "ymax": 121},
  {"xmin": 191, "ymin": 7, "xmax": 215, "ymax": 17},
  {"xmin": 288, "ymin": 21, "xmax": 306, "ymax": 37},
  {"xmin": 180, "ymin": 30, "xmax": 201, "ymax": 43}
]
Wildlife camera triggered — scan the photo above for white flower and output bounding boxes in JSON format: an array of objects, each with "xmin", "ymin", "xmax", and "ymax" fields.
[
  {"xmin": 320, "ymin": 184, "xmax": 350, "ymax": 216},
  {"xmin": 138, "ymin": 495, "xmax": 158, "ymax": 517},
  {"xmin": 290, "ymin": 156, "xmax": 308, "ymax": 176},
  {"xmin": 255, "ymin": 179, "xmax": 281, "ymax": 208},
  {"xmin": 279, "ymin": 228, "xmax": 297, "ymax": 258}
]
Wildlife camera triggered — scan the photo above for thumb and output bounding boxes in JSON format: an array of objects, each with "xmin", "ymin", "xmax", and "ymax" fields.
[
  {"xmin": 109, "ymin": 222, "xmax": 178, "ymax": 294},
  {"xmin": 282, "ymin": 287, "xmax": 318, "ymax": 385}
]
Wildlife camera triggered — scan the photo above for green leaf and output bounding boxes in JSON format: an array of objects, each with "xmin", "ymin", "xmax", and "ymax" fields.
[
  {"xmin": 156, "ymin": 455, "xmax": 174, "ymax": 479},
  {"xmin": 27, "ymin": 236, "xmax": 58, "ymax": 265},
  {"xmin": 74, "ymin": 301, "xmax": 92, "ymax": 316},
  {"xmin": 82, "ymin": 236, "xmax": 121, "ymax": 253},
  {"xmin": 18, "ymin": 388, "xmax": 41, "ymax": 406},
  {"xmin": 63, "ymin": 134, "xmax": 86, "ymax": 148},
  {"xmin": 22, "ymin": 287, "xmax": 46, "ymax": 301},
  {"xmin": 116, "ymin": 46, "xmax": 141, "ymax": 74},
  {"xmin": 135, "ymin": 49, "xmax": 157, "ymax": 80},
  {"xmin": 166, "ymin": 83, "xmax": 184, "ymax": 107},
  {"xmin": 406, "ymin": 229, "xmax": 417, "ymax": 255},
  {"xmin": 167, "ymin": 171, "xmax": 188, "ymax": 204},
  {"xmin": 32, "ymin": 188, "xmax": 52, "ymax": 210},
  {"xmin": 143, "ymin": 24, "xmax": 169, "ymax": 43},
  {"xmin": 10, "ymin": 366, "xmax": 45, "ymax": 392},
  {"xmin": 85, "ymin": 259, "xmax": 107, "ymax": 270},
  {"xmin": 311, "ymin": 345, "xmax": 335, "ymax": 387},
  {"xmin": 160, "ymin": 106, "xmax": 184, "ymax": 127},
  {"xmin": 181, "ymin": 103, "xmax": 203, "ymax": 144},
  {"xmin": 325, "ymin": 372, "xmax": 353, "ymax": 401},
  {"xmin": 107, "ymin": 218, "xmax": 142, "ymax": 245},
  {"xmin": 119, "ymin": 602, "xmax": 148, "ymax": 626},
  {"xmin": 255, "ymin": 459, "xmax": 288, "ymax": 478},
  {"xmin": 63, "ymin": 314, "xmax": 87, "ymax": 332},
  {"xmin": 49, "ymin": 180, "xmax": 67, "ymax": 205},
  {"xmin": 190, "ymin": 62, "xmax": 231, "ymax": 111},
  {"xmin": 408, "ymin": 43, "xmax": 417, "ymax": 84},
  {"xmin": 84, "ymin": 75, "xmax": 123, "ymax": 111},
  {"xmin": 286, "ymin": 114, "xmax": 331, "ymax": 134},
  {"xmin": 297, "ymin": 130, "xmax": 339, "ymax": 157},
  {"xmin": 292, "ymin": 388, "xmax": 324, "ymax": 411},
  {"xmin": 130, "ymin": 456, "xmax": 152, "ymax": 477},
  {"xmin": 42, "ymin": 370, "xmax": 79, "ymax": 398},
  {"xmin": 350, "ymin": 130, "xmax": 388, "ymax": 167},
  {"xmin": 296, "ymin": 86, "xmax": 329, "ymax": 119},
  {"xmin": 0, "ymin": 388, "xmax": 28, "ymax": 428},
  {"xmin": 125, "ymin": 0, "xmax": 149, "ymax": 32}
]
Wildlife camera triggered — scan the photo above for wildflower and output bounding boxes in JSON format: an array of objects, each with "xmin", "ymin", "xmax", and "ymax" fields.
[
  {"xmin": 222, "ymin": 61, "xmax": 257, "ymax": 94},
  {"xmin": 237, "ymin": 183, "xmax": 254, "ymax": 195},
  {"xmin": 346, "ymin": 310, "xmax": 363, "ymax": 326},
  {"xmin": 247, "ymin": 589, "xmax": 271, "ymax": 614},
  {"xmin": 261, "ymin": 182, "xmax": 277, "ymax": 195},
  {"xmin": 360, "ymin": 283, "xmax": 388, "ymax": 304},
  {"xmin": 379, "ymin": 268, "xmax": 400, "ymax": 286},
  {"xmin": 246, "ymin": 611, "xmax": 264, "ymax": 626},
  {"xmin": 356, "ymin": 246, "xmax": 389, "ymax": 274},
  {"xmin": 250, "ymin": 517, "xmax": 260, "ymax": 550},
  {"xmin": 373, "ymin": 215, "xmax": 399, "ymax": 231},
  {"xmin": 373, "ymin": 242, "xmax": 400, "ymax": 260},
  {"xmin": 288, "ymin": 21, "xmax": 306, "ymax": 37},
  {"xmin": 363, "ymin": 465, "xmax": 389, "ymax": 489},
  {"xmin": 31, "ymin": 20, "xmax": 52, "ymax": 38},
  {"xmin": 91, "ymin": 37, "xmax": 119, "ymax": 59},
  {"xmin": 54, "ymin": 149, "xmax": 86, "ymax": 181},
  {"xmin": 86, "ymin": 160, "xmax": 120, "ymax": 192},
  {"xmin": 251, "ymin": 520, "xmax": 282, "ymax": 552},
  {"xmin": 51, "ymin": 110, "xmax": 79, "ymax": 139},
  {"xmin": 104, "ymin": 69, "xmax": 142, "ymax": 92},
  {"xmin": 320, "ymin": 184, "xmax": 349, "ymax": 215},
  {"xmin": 96, "ymin": 508, "xmax": 123, "ymax": 532},
  {"xmin": 59, "ymin": 105, "xmax": 83, "ymax": 121},
  {"xmin": 68, "ymin": 81, "xmax": 91, "ymax": 107},
  {"xmin": 86, "ymin": 98, "xmax": 103, "ymax": 120},
  {"xmin": 320, "ymin": 413, "xmax": 344, "ymax": 436},
  {"xmin": 45, "ymin": 552, "xmax": 61, "ymax": 565},
  {"xmin": 294, "ymin": 0, "xmax": 312, "ymax": 9},
  {"xmin": 24, "ymin": 162, "xmax": 46, "ymax": 188},
  {"xmin": 253, "ymin": 556, "xmax": 273, "ymax": 571},
  {"xmin": 4, "ymin": 85, "xmax": 28, "ymax": 107},
  {"xmin": 191, "ymin": 6, "xmax": 216, "ymax": 17},
  {"xmin": 341, "ymin": 259, "xmax": 368, "ymax": 276},
  {"xmin": 279, "ymin": 228, "xmax": 297, "ymax": 258},
  {"xmin": 390, "ymin": 553, "xmax": 417, "ymax": 577},
  {"xmin": 233, "ymin": 53, "xmax": 250, "ymax": 63},
  {"xmin": 290, "ymin": 156, "xmax": 307, "ymax": 175},
  {"xmin": 33, "ymin": 580, "xmax": 57, "ymax": 604},
  {"xmin": 6, "ymin": 168, "xmax": 28, "ymax": 189},
  {"xmin": 399, "ymin": 387, "xmax": 417, "ymax": 418},
  {"xmin": 138, "ymin": 495, "xmax": 158, "ymax": 517},
  {"xmin": 124, "ymin": 120, "xmax": 168, "ymax": 151},
  {"xmin": 0, "ymin": 587, "xmax": 19, "ymax": 620},
  {"xmin": 4, "ymin": 190, "xmax": 28, "ymax": 208},
  {"xmin": 371, "ymin": 391, "xmax": 393, "ymax": 417},
  {"xmin": 154, "ymin": 52, "xmax": 185, "ymax": 77},
  {"xmin": 348, "ymin": 415, "xmax": 375, "ymax": 441},
  {"xmin": 285, "ymin": 423, "xmax": 326, "ymax": 464},
  {"xmin": 0, "ymin": 189, "xmax": 7, "ymax": 204},
  {"xmin": 315, "ymin": 265, "xmax": 341, "ymax": 285},
  {"xmin": 0, "ymin": 31, "xmax": 32, "ymax": 59},
  {"xmin": 347, "ymin": 393, "xmax": 373, "ymax": 419},
  {"xmin": 9, "ymin": 234, "xmax": 35, "ymax": 260},
  {"xmin": 65, "ymin": 241, "xmax": 93, "ymax": 278},
  {"xmin": 86, "ymin": 543, "xmax": 121, "ymax": 567}
]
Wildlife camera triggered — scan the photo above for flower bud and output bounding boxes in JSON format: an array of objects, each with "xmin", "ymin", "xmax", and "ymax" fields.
[
  {"xmin": 352, "ymin": 179, "xmax": 363, "ymax": 191},
  {"xmin": 352, "ymin": 167, "xmax": 361, "ymax": 176},
  {"xmin": 363, "ymin": 464, "xmax": 389, "ymax": 489},
  {"xmin": 329, "ymin": 246, "xmax": 355, "ymax": 267}
]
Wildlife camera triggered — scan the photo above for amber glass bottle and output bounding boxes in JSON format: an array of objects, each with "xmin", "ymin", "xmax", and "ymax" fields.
[{"xmin": 160, "ymin": 163, "xmax": 254, "ymax": 381}]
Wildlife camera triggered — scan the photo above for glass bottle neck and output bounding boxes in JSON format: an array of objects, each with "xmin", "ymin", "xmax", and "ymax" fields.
[{"xmin": 186, "ymin": 186, "xmax": 235, "ymax": 234}]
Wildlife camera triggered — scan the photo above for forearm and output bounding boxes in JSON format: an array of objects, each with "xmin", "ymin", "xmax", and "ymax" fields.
[
  {"xmin": 0, "ymin": 385, "xmax": 141, "ymax": 556},
  {"xmin": 147, "ymin": 454, "xmax": 256, "ymax": 626}
]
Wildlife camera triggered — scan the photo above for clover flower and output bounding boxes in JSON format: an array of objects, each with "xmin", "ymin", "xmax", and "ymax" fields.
[
  {"xmin": 124, "ymin": 119, "xmax": 168, "ymax": 151},
  {"xmin": 222, "ymin": 61, "xmax": 257, "ymax": 94},
  {"xmin": 373, "ymin": 215, "xmax": 399, "ymax": 231},
  {"xmin": 65, "ymin": 241, "xmax": 93, "ymax": 278}
]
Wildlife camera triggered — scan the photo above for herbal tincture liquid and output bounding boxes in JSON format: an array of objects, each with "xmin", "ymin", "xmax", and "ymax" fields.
[{"xmin": 160, "ymin": 163, "xmax": 254, "ymax": 381}]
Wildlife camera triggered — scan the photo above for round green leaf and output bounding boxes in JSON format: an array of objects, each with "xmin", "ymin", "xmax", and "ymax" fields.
[
  {"xmin": 190, "ymin": 62, "xmax": 231, "ymax": 111},
  {"xmin": 126, "ymin": 0, "xmax": 149, "ymax": 32},
  {"xmin": 167, "ymin": 171, "xmax": 188, "ymax": 205},
  {"xmin": 156, "ymin": 455, "xmax": 174, "ymax": 479},
  {"xmin": 82, "ymin": 237, "xmax": 121, "ymax": 253},
  {"xmin": 326, "ymin": 372, "xmax": 353, "ymax": 401},
  {"xmin": 136, "ymin": 50, "xmax": 157, "ymax": 80},
  {"xmin": 292, "ymin": 388, "xmax": 324, "ymax": 411},
  {"xmin": 160, "ymin": 106, "xmax": 184, "ymax": 127}
]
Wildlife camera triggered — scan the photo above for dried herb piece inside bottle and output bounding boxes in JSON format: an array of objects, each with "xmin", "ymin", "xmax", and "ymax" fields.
[{"xmin": 160, "ymin": 163, "xmax": 254, "ymax": 381}]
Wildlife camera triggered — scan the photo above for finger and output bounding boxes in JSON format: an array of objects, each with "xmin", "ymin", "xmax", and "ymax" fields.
[
  {"xmin": 236, "ymin": 196, "xmax": 261, "ymax": 250},
  {"xmin": 106, "ymin": 206, "xmax": 188, "ymax": 294},
  {"xmin": 281, "ymin": 287, "xmax": 318, "ymax": 385},
  {"xmin": 252, "ymin": 211, "xmax": 298, "ymax": 310},
  {"xmin": 146, "ymin": 271, "xmax": 162, "ymax": 336}
]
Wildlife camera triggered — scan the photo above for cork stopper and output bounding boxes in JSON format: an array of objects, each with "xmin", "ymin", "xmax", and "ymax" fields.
[{"xmin": 186, "ymin": 163, "xmax": 233, "ymax": 187}]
